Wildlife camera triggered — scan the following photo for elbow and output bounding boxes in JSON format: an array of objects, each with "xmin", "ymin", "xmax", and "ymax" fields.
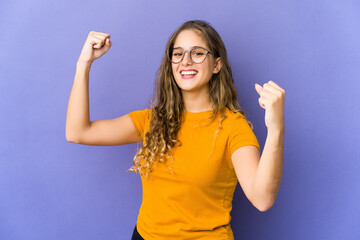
[
  {"xmin": 252, "ymin": 198, "xmax": 275, "ymax": 212},
  {"xmin": 250, "ymin": 184, "xmax": 280, "ymax": 212},
  {"xmin": 65, "ymin": 125, "xmax": 85, "ymax": 143},
  {"xmin": 65, "ymin": 132, "xmax": 80, "ymax": 143},
  {"xmin": 256, "ymin": 203, "xmax": 273, "ymax": 212},
  {"xmin": 66, "ymin": 136, "xmax": 77, "ymax": 143}
]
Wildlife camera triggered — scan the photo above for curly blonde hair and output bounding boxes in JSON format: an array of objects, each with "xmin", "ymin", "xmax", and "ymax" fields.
[{"xmin": 127, "ymin": 20, "xmax": 253, "ymax": 180}]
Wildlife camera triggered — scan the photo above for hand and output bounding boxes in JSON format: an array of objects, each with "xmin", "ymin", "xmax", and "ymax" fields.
[
  {"xmin": 78, "ymin": 31, "xmax": 112, "ymax": 64},
  {"xmin": 255, "ymin": 80, "xmax": 285, "ymax": 130}
]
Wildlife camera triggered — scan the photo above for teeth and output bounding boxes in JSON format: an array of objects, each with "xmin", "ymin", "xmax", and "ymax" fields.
[{"xmin": 181, "ymin": 71, "xmax": 197, "ymax": 76}]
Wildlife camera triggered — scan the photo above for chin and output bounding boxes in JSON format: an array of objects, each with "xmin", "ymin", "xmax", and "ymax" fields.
[{"xmin": 175, "ymin": 81, "xmax": 194, "ymax": 90}]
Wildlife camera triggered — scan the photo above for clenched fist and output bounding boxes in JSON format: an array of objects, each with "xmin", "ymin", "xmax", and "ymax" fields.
[
  {"xmin": 78, "ymin": 31, "xmax": 112, "ymax": 64},
  {"xmin": 255, "ymin": 80, "xmax": 285, "ymax": 131}
]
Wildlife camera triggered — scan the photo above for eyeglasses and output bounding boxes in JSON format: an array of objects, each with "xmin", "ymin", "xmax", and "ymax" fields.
[{"xmin": 169, "ymin": 46, "xmax": 215, "ymax": 64}]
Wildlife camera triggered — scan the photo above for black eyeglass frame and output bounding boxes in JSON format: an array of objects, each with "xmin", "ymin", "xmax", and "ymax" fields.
[{"xmin": 168, "ymin": 46, "xmax": 215, "ymax": 64}]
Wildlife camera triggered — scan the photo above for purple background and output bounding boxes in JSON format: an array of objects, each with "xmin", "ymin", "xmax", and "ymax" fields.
[{"xmin": 1, "ymin": 0, "xmax": 360, "ymax": 239}]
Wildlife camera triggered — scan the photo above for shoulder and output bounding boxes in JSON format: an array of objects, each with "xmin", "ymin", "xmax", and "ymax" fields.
[
  {"xmin": 127, "ymin": 108, "xmax": 153, "ymax": 136},
  {"xmin": 128, "ymin": 108, "xmax": 151, "ymax": 118},
  {"xmin": 127, "ymin": 108, "xmax": 152, "ymax": 127},
  {"xmin": 225, "ymin": 108, "xmax": 260, "ymax": 154},
  {"xmin": 224, "ymin": 107, "xmax": 246, "ymax": 122},
  {"xmin": 223, "ymin": 107, "xmax": 254, "ymax": 130}
]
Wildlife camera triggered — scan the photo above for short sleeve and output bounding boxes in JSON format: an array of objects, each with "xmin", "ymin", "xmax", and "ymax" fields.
[
  {"xmin": 228, "ymin": 114, "xmax": 261, "ymax": 156},
  {"xmin": 127, "ymin": 108, "xmax": 150, "ymax": 139}
]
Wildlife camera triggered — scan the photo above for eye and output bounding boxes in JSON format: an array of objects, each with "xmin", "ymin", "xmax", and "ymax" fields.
[
  {"xmin": 172, "ymin": 49, "xmax": 183, "ymax": 56},
  {"xmin": 191, "ymin": 48, "xmax": 206, "ymax": 56}
]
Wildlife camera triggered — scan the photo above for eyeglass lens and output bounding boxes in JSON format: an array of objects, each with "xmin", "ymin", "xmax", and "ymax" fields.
[{"xmin": 171, "ymin": 48, "xmax": 207, "ymax": 63}]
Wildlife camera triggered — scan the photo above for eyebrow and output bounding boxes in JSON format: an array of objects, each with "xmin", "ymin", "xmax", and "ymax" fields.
[{"xmin": 172, "ymin": 45, "xmax": 205, "ymax": 49}]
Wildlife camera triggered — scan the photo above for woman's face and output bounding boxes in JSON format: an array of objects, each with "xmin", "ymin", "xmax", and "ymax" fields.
[{"xmin": 171, "ymin": 29, "xmax": 221, "ymax": 94}]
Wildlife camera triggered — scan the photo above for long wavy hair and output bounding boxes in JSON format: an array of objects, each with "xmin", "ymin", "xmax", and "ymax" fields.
[{"xmin": 127, "ymin": 20, "xmax": 252, "ymax": 180}]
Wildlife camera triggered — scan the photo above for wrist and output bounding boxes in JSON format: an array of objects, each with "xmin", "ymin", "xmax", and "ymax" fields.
[
  {"xmin": 267, "ymin": 121, "xmax": 284, "ymax": 133},
  {"xmin": 267, "ymin": 126, "xmax": 284, "ymax": 136},
  {"xmin": 76, "ymin": 60, "xmax": 93, "ymax": 70}
]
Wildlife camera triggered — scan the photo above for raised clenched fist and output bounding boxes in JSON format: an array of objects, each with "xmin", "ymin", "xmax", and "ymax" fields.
[
  {"xmin": 78, "ymin": 31, "xmax": 112, "ymax": 64},
  {"xmin": 255, "ymin": 80, "xmax": 285, "ymax": 130}
]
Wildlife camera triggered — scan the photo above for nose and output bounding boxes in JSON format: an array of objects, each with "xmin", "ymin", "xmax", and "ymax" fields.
[{"xmin": 181, "ymin": 51, "xmax": 192, "ymax": 65}]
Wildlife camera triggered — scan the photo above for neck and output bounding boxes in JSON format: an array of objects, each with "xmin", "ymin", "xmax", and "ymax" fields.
[{"xmin": 182, "ymin": 87, "xmax": 213, "ymax": 112}]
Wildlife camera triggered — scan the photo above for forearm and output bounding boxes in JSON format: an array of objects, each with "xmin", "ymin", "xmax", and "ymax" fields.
[
  {"xmin": 252, "ymin": 126, "xmax": 284, "ymax": 211},
  {"xmin": 65, "ymin": 61, "xmax": 93, "ymax": 141}
]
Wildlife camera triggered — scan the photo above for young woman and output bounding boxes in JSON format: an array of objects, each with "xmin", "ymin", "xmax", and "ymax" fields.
[{"xmin": 66, "ymin": 20, "xmax": 285, "ymax": 240}]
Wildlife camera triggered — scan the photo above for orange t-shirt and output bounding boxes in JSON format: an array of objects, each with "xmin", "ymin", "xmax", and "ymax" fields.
[{"xmin": 127, "ymin": 108, "xmax": 260, "ymax": 240}]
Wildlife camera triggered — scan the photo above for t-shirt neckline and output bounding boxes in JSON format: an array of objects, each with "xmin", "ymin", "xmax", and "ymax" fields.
[{"xmin": 185, "ymin": 110, "xmax": 213, "ymax": 120}]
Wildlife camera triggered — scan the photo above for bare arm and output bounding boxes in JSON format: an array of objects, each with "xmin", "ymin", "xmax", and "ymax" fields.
[
  {"xmin": 65, "ymin": 31, "xmax": 140, "ymax": 145},
  {"xmin": 65, "ymin": 61, "xmax": 92, "ymax": 141},
  {"xmin": 232, "ymin": 80, "xmax": 285, "ymax": 212},
  {"xmin": 232, "ymin": 129, "xmax": 284, "ymax": 212},
  {"xmin": 251, "ymin": 128, "xmax": 283, "ymax": 210}
]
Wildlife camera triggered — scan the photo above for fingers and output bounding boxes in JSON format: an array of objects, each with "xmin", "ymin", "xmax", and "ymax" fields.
[
  {"xmin": 105, "ymin": 38, "xmax": 112, "ymax": 47},
  {"xmin": 255, "ymin": 83, "xmax": 274, "ymax": 98},
  {"xmin": 263, "ymin": 83, "xmax": 281, "ymax": 98},
  {"xmin": 258, "ymin": 97, "xmax": 267, "ymax": 109},
  {"xmin": 254, "ymin": 83, "xmax": 262, "ymax": 95},
  {"xmin": 89, "ymin": 35, "xmax": 103, "ymax": 48},
  {"xmin": 102, "ymin": 38, "xmax": 112, "ymax": 53},
  {"xmin": 88, "ymin": 31, "xmax": 111, "ymax": 49},
  {"xmin": 90, "ymin": 31, "xmax": 111, "ymax": 39},
  {"xmin": 268, "ymin": 80, "xmax": 285, "ymax": 94},
  {"xmin": 255, "ymin": 80, "xmax": 286, "ymax": 110},
  {"xmin": 78, "ymin": 31, "xmax": 112, "ymax": 63},
  {"xmin": 255, "ymin": 81, "xmax": 285, "ymax": 97}
]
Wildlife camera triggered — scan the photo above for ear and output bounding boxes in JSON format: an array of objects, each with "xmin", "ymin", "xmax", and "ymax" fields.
[{"xmin": 213, "ymin": 57, "xmax": 222, "ymax": 74}]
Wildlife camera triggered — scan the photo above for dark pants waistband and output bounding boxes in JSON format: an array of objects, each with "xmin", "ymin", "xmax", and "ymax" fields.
[{"xmin": 131, "ymin": 224, "xmax": 144, "ymax": 240}]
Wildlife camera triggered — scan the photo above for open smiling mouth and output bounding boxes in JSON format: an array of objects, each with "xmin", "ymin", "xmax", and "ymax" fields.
[{"xmin": 180, "ymin": 70, "xmax": 198, "ymax": 79}]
